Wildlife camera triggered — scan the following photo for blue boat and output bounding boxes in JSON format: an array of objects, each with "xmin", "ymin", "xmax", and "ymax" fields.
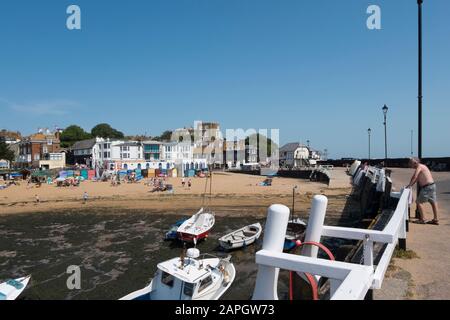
[{"xmin": 164, "ymin": 218, "xmax": 188, "ymax": 240}]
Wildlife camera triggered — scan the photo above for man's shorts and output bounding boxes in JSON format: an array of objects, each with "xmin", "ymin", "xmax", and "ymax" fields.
[{"xmin": 417, "ymin": 183, "xmax": 437, "ymax": 204}]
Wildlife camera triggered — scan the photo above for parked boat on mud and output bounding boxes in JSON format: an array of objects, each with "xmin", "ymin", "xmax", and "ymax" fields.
[
  {"xmin": 177, "ymin": 208, "xmax": 215, "ymax": 242},
  {"xmin": 218, "ymin": 223, "xmax": 262, "ymax": 250},
  {"xmin": 0, "ymin": 276, "xmax": 31, "ymax": 300},
  {"xmin": 119, "ymin": 248, "xmax": 235, "ymax": 300}
]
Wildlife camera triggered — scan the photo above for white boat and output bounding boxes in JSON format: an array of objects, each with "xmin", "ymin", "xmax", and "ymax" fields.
[
  {"xmin": 0, "ymin": 276, "xmax": 31, "ymax": 300},
  {"xmin": 218, "ymin": 223, "xmax": 262, "ymax": 250},
  {"xmin": 120, "ymin": 248, "xmax": 235, "ymax": 300},
  {"xmin": 177, "ymin": 208, "xmax": 215, "ymax": 243}
]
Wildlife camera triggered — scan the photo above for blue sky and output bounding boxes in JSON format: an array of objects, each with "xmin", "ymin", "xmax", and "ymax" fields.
[{"xmin": 0, "ymin": 0, "xmax": 449, "ymax": 159}]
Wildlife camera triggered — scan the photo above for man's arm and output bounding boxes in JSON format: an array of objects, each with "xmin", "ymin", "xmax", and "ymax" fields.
[{"xmin": 407, "ymin": 167, "xmax": 421, "ymax": 188}]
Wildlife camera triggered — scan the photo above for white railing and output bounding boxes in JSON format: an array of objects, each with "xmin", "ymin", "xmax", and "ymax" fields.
[{"xmin": 252, "ymin": 188, "xmax": 411, "ymax": 300}]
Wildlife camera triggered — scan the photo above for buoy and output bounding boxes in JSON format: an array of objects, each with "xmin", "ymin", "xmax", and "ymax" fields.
[{"xmin": 295, "ymin": 240, "xmax": 302, "ymax": 247}]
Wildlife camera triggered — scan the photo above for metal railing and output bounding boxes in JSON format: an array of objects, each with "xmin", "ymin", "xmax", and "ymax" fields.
[{"xmin": 252, "ymin": 186, "xmax": 411, "ymax": 300}]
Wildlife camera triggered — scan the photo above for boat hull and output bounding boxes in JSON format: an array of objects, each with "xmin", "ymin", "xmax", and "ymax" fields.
[
  {"xmin": 218, "ymin": 223, "xmax": 262, "ymax": 251},
  {"xmin": 177, "ymin": 230, "xmax": 210, "ymax": 242},
  {"xmin": 0, "ymin": 276, "xmax": 30, "ymax": 300}
]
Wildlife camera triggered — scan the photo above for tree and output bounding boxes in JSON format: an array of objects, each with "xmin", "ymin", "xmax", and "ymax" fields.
[
  {"xmin": 60, "ymin": 125, "xmax": 92, "ymax": 147},
  {"xmin": 0, "ymin": 140, "xmax": 15, "ymax": 162},
  {"xmin": 245, "ymin": 133, "xmax": 278, "ymax": 160},
  {"xmin": 154, "ymin": 130, "xmax": 173, "ymax": 142},
  {"xmin": 91, "ymin": 123, "xmax": 124, "ymax": 139}
]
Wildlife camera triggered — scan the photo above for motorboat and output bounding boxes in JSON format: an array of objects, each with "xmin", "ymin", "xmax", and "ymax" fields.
[
  {"xmin": 119, "ymin": 248, "xmax": 235, "ymax": 300},
  {"xmin": 0, "ymin": 276, "xmax": 31, "ymax": 300},
  {"xmin": 218, "ymin": 223, "xmax": 262, "ymax": 250}
]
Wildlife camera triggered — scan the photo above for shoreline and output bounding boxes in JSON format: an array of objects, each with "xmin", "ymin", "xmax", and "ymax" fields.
[
  {"xmin": 0, "ymin": 173, "xmax": 351, "ymax": 217},
  {"xmin": 0, "ymin": 191, "xmax": 351, "ymax": 217}
]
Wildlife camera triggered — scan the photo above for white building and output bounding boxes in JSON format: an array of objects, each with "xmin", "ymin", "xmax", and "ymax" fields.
[
  {"xmin": 162, "ymin": 142, "xmax": 207, "ymax": 172},
  {"xmin": 279, "ymin": 143, "xmax": 310, "ymax": 168}
]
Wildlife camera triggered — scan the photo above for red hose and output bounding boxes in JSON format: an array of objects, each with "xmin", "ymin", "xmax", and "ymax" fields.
[{"xmin": 289, "ymin": 241, "xmax": 335, "ymax": 301}]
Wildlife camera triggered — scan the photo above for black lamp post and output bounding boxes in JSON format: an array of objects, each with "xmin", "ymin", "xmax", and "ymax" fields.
[
  {"xmin": 416, "ymin": 0, "xmax": 424, "ymax": 219},
  {"xmin": 382, "ymin": 105, "xmax": 389, "ymax": 166},
  {"xmin": 291, "ymin": 185, "xmax": 298, "ymax": 221},
  {"xmin": 368, "ymin": 128, "xmax": 372, "ymax": 161},
  {"xmin": 418, "ymin": 0, "xmax": 423, "ymax": 161}
]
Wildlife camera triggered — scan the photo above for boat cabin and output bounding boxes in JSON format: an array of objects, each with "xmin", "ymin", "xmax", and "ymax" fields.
[{"xmin": 150, "ymin": 251, "xmax": 222, "ymax": 300}]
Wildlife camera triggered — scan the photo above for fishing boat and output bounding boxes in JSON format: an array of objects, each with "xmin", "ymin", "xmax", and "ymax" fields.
[
  {"xmin": 119, "ymin": 248, "xmax": 235, "ymax": 300},
  {"xmin": 177, "ymin": 169, "xmax": 215, "ymax": 243},
  {"xmin": 218, "ymin": 223, "xmax": 262, "ymax": 250},
  {"xmin": 177, "ymin": 208, "xmax": 215, "ymax": 242},
  {"xmin": 284, "ymin": 218, "xmax": 307, "ymax": 251},
  {"xmin": 165, "ymin": 218, "xmax": 188, "ymax": 240},
  {"xmin": 0, "ymin": 276, "xmax": 31, "ymax": 300}
]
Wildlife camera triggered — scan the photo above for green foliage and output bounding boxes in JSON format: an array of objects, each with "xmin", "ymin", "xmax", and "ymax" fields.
[
  {"xmin": 245, "ymin": 133, "xmax": 278, "ymax": 158},
  {"xmin": 60, "ymin": 125, "xmax": 92, "ymax": 147},
  {"xmin": 91, "ymin": 123, "xmax": 124, "ymax": 139},
  {"xmin": 0, "ymin": 140, "xmax": 15, "ymax": 162},
  {"xmin": 154, "ymin": 130, "xmax": 173, "ymax": 142},
  {"xmin": 394, "ymin": 248, "xmax": 419, "ymax": 260}
]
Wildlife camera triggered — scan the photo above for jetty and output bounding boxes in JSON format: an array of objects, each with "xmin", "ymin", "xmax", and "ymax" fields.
[{"xmin": 252, "ymin": 164, "xmax": 412, "ymax": 300}]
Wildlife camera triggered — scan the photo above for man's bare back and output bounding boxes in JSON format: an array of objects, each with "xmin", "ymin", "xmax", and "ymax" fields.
[
  {"xmin": 415, "ymin": 164, "xmax": 434, "ymax": 187},
  {"xmin": 407, "ymin": 157, "xmax": 439, "ymax": 225}
]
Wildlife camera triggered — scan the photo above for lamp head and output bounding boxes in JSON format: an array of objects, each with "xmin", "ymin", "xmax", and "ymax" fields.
[{"xmin": 382, "ymin": 105, "xmax": 389, "ymax": 115}]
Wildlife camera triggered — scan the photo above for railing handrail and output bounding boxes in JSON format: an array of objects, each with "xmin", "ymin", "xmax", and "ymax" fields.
[{"xmin": 252, "ymin": 178, "xmax": 411, "ymax": 300}]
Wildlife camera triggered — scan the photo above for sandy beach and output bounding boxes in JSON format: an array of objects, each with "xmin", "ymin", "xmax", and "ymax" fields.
[{"xmin": 0, "ymin": 172, "xmax": 351, "ymax": 217}]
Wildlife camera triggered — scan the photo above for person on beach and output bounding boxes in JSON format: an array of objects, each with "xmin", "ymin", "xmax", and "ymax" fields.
[
  {"xmin": 83, "ymin": 191, "xmax": 88, "ymax": 204},
  {"xmin": 188, "ymin": 179, "xmax": 192, "ymax": 189},
  {"xmin": 35, "ymin": 194, "xmax": 40, "ymax": 204},
  {"xmin": 181, "ymin": 177, "xmax": 185, "ymax": 187},
  {"xmin": 406, "ymin": 157, "xmax": 439, "ymax": 225}
]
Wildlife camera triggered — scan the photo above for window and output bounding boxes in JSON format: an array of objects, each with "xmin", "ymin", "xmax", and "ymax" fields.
[
  {"xmin": 183, "ymin": 282, "xmax": 194, "ymax": 297},
  {"xmin": 144, "ymin": 144, "xmax": 159, "ymax": 153},
  {"xmin": 104, "ymin": 152, "xmax": 108, "ymax": 158},
  {"xmin": 198, "ymin": 275, "xmax": 213, "ymax": 293},
  {"xmin": 161, "ymin": 272, "xmax": 174, "ymax": 287},
  {"xmin": 104, "ymin": 143, "xmax": 107, "ymax": 149}
]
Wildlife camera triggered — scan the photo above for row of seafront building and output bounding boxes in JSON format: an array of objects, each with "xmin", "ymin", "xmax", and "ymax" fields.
[{"xmin": 2, "ymin": 121, "xmax": 325, "ymax": 174}]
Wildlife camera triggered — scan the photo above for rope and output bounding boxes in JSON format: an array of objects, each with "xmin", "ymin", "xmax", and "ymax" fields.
[{"xmin": 289, "ymin": 241, "xmax": 335, "ymax": 301}]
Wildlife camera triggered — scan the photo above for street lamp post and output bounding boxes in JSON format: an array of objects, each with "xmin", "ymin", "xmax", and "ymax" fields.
[
  {"xmin": 411, "ymin": 130, "xmax": 414, "ymax": 156},
  {"xmin": 416, "ymin": 0, "xmax": 424, "ymax": 219},
  {"xmin": 368, "ymin": 128, "xmax": 372, "ymax": 161},
  {"xmin": 291, "ymin": 185, "xmax": 298, "ymax": 221},
  {"xmin": 418, "ymin": 0, "xmax": 423, "ymax": 160},
  {"xmin": 382, "ymin": 105, "xmax": 389, "ymax": 166}
]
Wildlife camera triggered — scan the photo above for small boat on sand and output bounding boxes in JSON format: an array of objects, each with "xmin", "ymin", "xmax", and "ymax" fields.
[
  {"xmin": 177, "ymin": 208, "xmax": 215, "ymax": 243},
  {"xmin": 218, "ymin": 223, "xmax": 262, "ymax": 250},
  {"xmin": 0, "ymin": 276, "xmax": 31, "ymax": 300},
  {"xmin": 119, "ymin": 248, "xmax": 235, "ymax": 300}
]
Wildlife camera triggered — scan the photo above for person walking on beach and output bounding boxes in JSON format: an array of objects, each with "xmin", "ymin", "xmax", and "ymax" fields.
[
  {"xmin": 83, "ymin": 191, "xmax": 88, "ymax": 204},
  {"xmin": 35, "ymin": 194, "xmax": 40, "ymax": 204},
  {"xmin": 181, "ymin": 177, "xmax": 185, "ymax": 188},
  {"xmin": 406, "ymin": 157, "xmax": 439, "ymax": 225},
  {"xmin": 188, "ymin": 179, "xmax": 192, "ymax": 189}
]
